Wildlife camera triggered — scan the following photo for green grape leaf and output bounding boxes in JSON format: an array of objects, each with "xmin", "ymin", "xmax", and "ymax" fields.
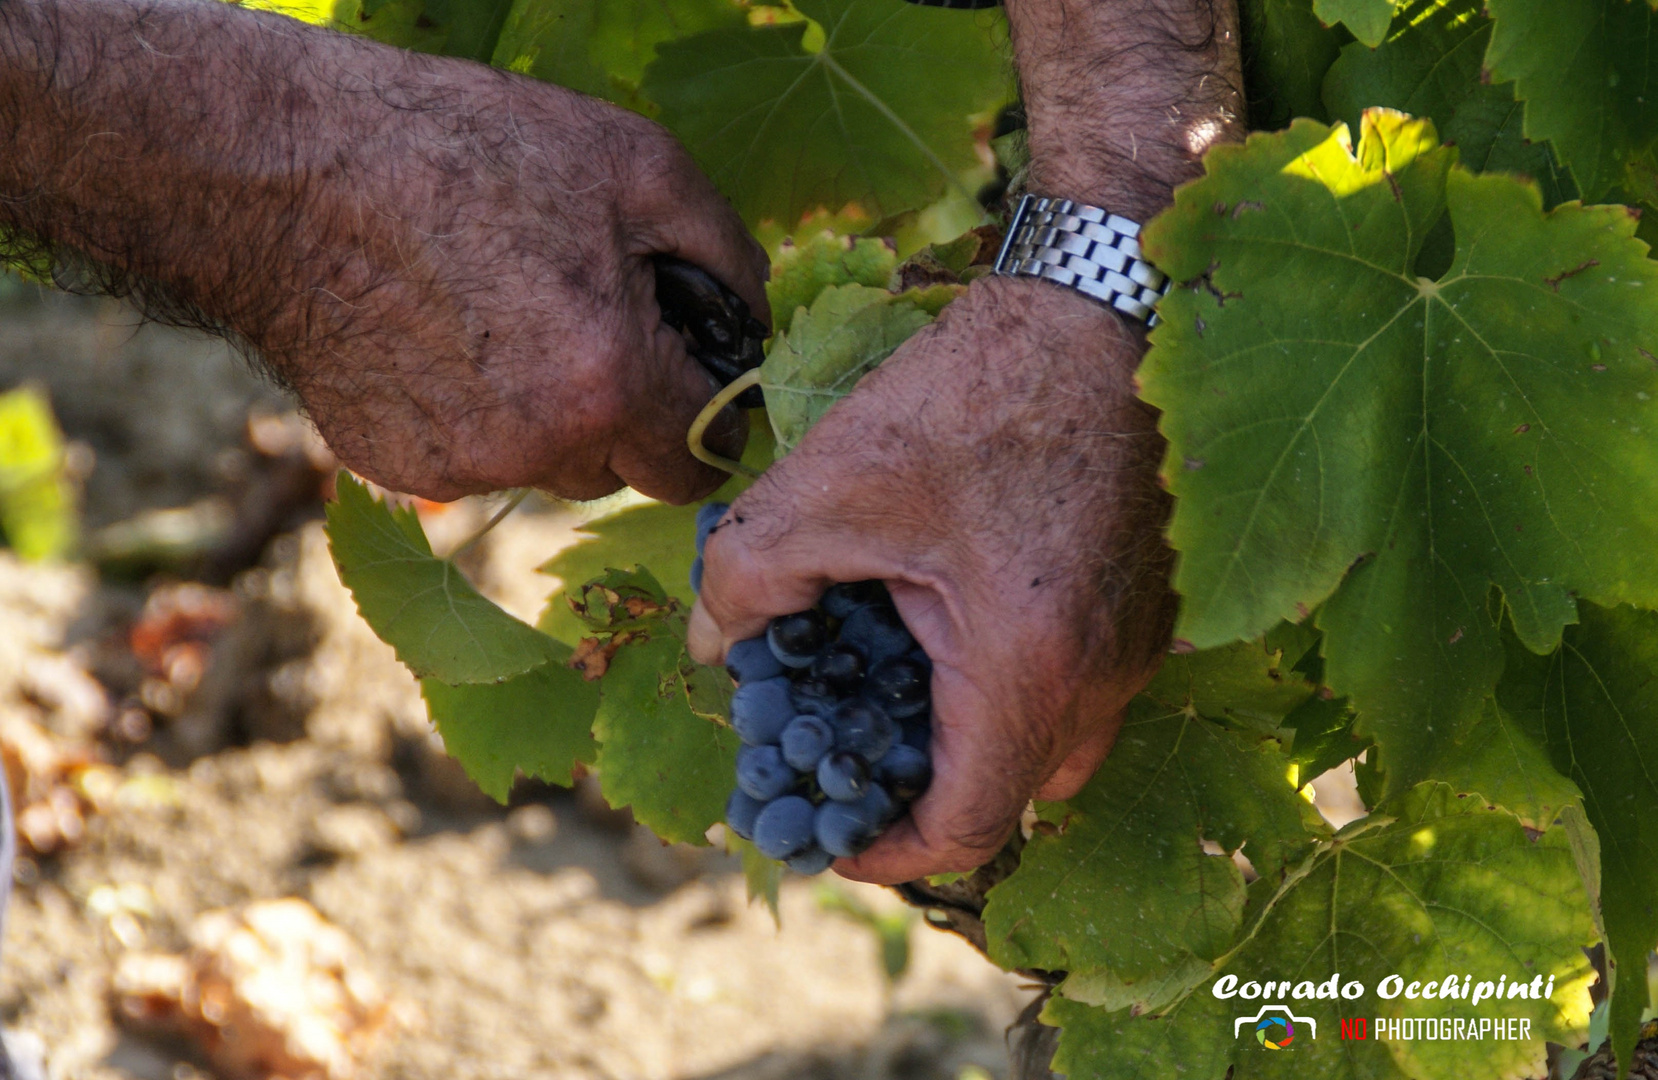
[
  {"xmin": 733, "ymin": 835, "xmax": 783, "ymax": 924},
  {"xmin": 491, "ymin": 0, "xmax": 743, "ymax": 104},
  {"xmin": 325, "ymin": 474, "xmax": 561, "ymax": 683},
  {"xmin": 1422, "ymin": 697, "xmax": 1580, "ymax": 831},
  {"xmin": 534, "ymin": 426, "xmax": 773, "ymax": 646},
  {"xmin": 1322, "ymin": 0, "xmax": 1575, "ymax": 207},
  {"xmin": 768, "ymin": 231, "xmax": 899, "ymax": 336},
  {"xmin": 1045, "ymin": 784, "xmax": 1595, "ymax": 1080},
  {"xmin": 983, "ymin": 702, "xmax": 1320, "ymax": 1000},
  {"xmin": 0, "ymin": 387, "xmax": 75, "ymax": 561},
  {"xmin": 1239, "ymin": 0, "xmax": 1343, "ymax": 129},
  {"xmin": 1278, "ymin": 693, "xmax": 1364, "ymax": 780},
  {"xmin": 1313, "ymin": 0, "xmax": 1398, "ymax": 47},
  {"xmin": 536, "ymin": 502, "xmax": 700, "ymax": 646},
  {"xmin": 593, "ymin": 617, "xmax": 740, "ymax": 845},
  {"xmin": 1484, "ymin": 0, "xmax": 1658, "ymax": 201},
  {"xmin": 1140, "ymin": 112, "xmax": 1658, "ymax": 797},
  {"xmin": 1499, "ymin": 603, "xmax": 1658, "ymax": 1074},
  {"xmin": 1144, "ymin": 634, "xmax": 1320, "ymax": 731},
  {"xmin": 761, "ymin": 284, "xmax": 934, "ymax": 453},
  {"xmin": 334, "ymin": 0, "xmax": 513, "ymax": 62},
  {"xmin": 641, "ymin": 0, "xmax": 1013, "ymax": 226},
  {"xmin": 419, "ymin": 656, "xmax": 599, "ymax": 802}
]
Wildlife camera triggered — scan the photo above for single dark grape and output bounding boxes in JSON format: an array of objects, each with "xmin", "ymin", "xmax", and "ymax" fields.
[
  {"xmin": 874, "ymin": 743, "xmax": 933, "ymax": 801},
  {"xmin": 754, "ymin": 795, "xmax": 817, "ymax": 860},
  {"xmin": 821, "ymin": 580, "xmax": 887, "ymax": 619},
  {"xmin": 767, "ymin": 610, "xmax": 828, "ymax": 668},
  {"xmin": 736, "ymin": 744, "xmax": 797, "ymax": 801},
  {"xmin": 815, "ymin": 791, "xmax": 886, "ymax": 858},
  {"xmin": 810, "ymin": 642, "xmax": 866, "ymax": 694},
  {"xmin": 780, "ymin": 714, "xmax": 835, "ymax": 772},
  {"xmin": 864, "ymin": 656, "xmax": 929, "ymax": 719},
  {"xmin": 837, "ymin": 603, "xmax": 914, "ymax": 666},
  {"xmin": 789, "ymin": 677, "xmax": 840, "ymax": 718},
  {"xmin": 785, "ymin": 845, "xmax": 835, "ymax": 875},
  {"xmin": 694, "ymin": 502, "xmax": 728, "ymax": 557},
  {"xmin": 725, "ymin": 788, "xmax": 765, "ymax": 841},
  {"xmin": 817, "ymin": 751, "xmax": 871, "ymax": 802},
  {"xmin": 726, "ymin": 636, "xmax": 784, "ymax": 684},
  {"xmin": 900, "ymin": 721, "xmax": 930, "ymax": 754},
  {"xmin": 690, "ymin": 556, "xmax": 704, "ymax": 594},
  {"xmin": 831, "ymin": 699, "xmax": 896, "ymax": 760},
  {"xmin": 729, "ymin": 677, "xmax": 794, "ymax": 745}
]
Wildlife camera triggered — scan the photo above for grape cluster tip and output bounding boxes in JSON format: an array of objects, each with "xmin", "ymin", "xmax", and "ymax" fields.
[{"xmin": 693, "ymin": 503, "xmax": 934, "ymax": 874}]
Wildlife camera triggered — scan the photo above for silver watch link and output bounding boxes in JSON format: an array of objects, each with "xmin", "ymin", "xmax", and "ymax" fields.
[{"xmin": 992, "ymin": 194, "xmax": 1172, "ymax": 325}]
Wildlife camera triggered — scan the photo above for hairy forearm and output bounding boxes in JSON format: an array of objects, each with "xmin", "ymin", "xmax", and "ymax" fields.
[{"xmin": 1002, "ymin": 0, "xmax": 1243, "ymax": 221}]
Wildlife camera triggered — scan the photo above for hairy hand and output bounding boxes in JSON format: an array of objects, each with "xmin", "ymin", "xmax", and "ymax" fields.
[
  {"xmin": 688, "ymin": 277, "xmax": 1176, "ymax": 883},
  {"xmin": 0, "ymin": 0, "xmax": 767, "ymax": 502},
  {"xmin": 276, "ymin": 67, "xmax": 770, "ymax": 503}
]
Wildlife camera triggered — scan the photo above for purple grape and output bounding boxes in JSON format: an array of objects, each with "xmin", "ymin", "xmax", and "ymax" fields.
[
  {"xmin": 838, "ymin": 603, "xmax": 914, "ymax": 666},
  {"xmin": 874, "ymin": 743, "xmax": 933, "ymax": 801},
  {"xmin": 754, "ymin": 795, "xmax": 817, "ymax": 860},
  {"xmin": 767, "ymin": 610, "xmax": 828, "ymax": 668},
  {"xmin": 726, "ymin": 636, "xmax": 784, "ymax": 684},
  {"xmin": 831, "ymin": 699, "xmax": 896, "ymax": 760},
  {"xmin": 780, "ymin": 714, "xmax": 835, "ymax": 772},
  {"xmin": 817, "ymin": 751, "xmax": 871, "ymax": 802},
  {"xmin": 864, "ymin": 656, "xmax": 929, "ymax": 719},
  {"xmin": 730, "ymin": 677, "xmax": 794, "ymax": 745},
  {"xmin": 695, "ymin": 502, "xmax": 728, "ymax": 556},
  {"xmin": 736, "ymin": 744, "xmax": 797, "ymax": 801},
  {"xmin": 725, "ymin": 788, "xmax": 764, "ymax": 840}
]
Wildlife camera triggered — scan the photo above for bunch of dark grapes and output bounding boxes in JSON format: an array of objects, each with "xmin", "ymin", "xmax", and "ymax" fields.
[{"xmin": 693, "ymin": 504, "xmax": 934, "ymax": 874}]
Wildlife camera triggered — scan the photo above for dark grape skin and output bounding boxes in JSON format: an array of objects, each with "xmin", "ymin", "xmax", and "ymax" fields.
[
  {"xmin": 754, "ymin": 795, "xmax": 817, "ymax": 860},
  {"xmin": 817, "ymin": 751, "xmax": 871, "ymax": 802},
  {"xmin": 864, "ymin": 656, "xmax": 929, "ymax": 719},
  {"xmin": 736, "ymin": 744, "xmax": 797, "ymax": 801},
  {"xmin": 690, "ymin": 557, "xmax": 704, "ymax": 594},
  {"xmin": 830, "ymin": 699, "xmax": 897, "ymax": 760},
  {"xmin": 789, "ymin": 678, "xmax": 839, "ymax": 718},
  {"xmin": 780, "ymin": 714, "xmax": 835, "ymax": 772},
  {"xmin": 726, "ymin": 636, "xmax": 784, "ymax": 684},
  {"xmin": 810, "ymin": 642, "xmax": 866, "ymax": 694},
  {"xmin": 821, "ymin": 580, "xmax": 887, "ymax": 619},
  {"xmin": 874, "ymin": 743, "xmax": 933, "ymax": 801},
  {"xmin": 694, "ymin": 502, "xmax": 728, "ymax": 557},
  {"xmin": 815, "ymin": 787, "xmax": 892, "ymax": 858},
  {"xmin": 725, "ymin": 789, "xmax": 765, "ymax": 841},
  {"xmin": 837, "ymin": 604, "xmax": 915, "ymax": 666},
  {"xmin": 767, "ymin": 610, "xmax": 828, "ymax": 668},
  {"xmin": 900, "ymin": 721, "xmax": 930, "ymax": 754},
  {"xmin": 785, "ymin": 846, "xmax": 835, "ymax": 875},
  {"xmin": 729, "ymin": 677, "xmax": 795, "ymax": 745}
]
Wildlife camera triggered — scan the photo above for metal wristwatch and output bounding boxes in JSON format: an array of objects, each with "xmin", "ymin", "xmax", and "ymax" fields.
[{"xmin": 992, "ymin": 194, "xmax": 1172, "ymax": 325}]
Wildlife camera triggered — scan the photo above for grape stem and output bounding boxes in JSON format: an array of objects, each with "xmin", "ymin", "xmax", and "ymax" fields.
[
  {"xmin": 446, "ymin": 488, "xmax": 529, "ymax": 560},
  {"xmin": 687, "ymin": 369, "xmax": 763, "ymax": 479}
]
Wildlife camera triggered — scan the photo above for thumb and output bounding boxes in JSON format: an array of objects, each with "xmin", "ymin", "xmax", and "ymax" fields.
[{"xmin": 687, "ymin": 469, "xmax": 914, "ymax": 663}]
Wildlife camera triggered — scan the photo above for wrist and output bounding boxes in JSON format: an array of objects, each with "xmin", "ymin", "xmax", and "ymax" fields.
[{"xmin": 1003, "ymin": 0, "xmax": 1243, "ymax": 222}]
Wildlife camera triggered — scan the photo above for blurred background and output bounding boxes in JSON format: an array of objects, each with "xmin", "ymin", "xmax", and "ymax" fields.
[{"xmin": 0, "ymin": 280, "xmax": 1038, "ymax": 1080}]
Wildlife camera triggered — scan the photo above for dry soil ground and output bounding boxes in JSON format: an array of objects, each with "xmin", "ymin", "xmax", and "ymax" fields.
[{"xmin": 0, "ymin": 290, "xmax": 1035, "ymax": 1080}]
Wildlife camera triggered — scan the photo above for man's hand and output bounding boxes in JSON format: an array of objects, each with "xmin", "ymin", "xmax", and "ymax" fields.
[
  {"xmin": 690, "ymin": 0, "xmax": 1243, "ymax": 882},
  {"xmin": 0, "ymin": 0, "xmax": 767, "ymax": 503},
  {"xmin": 690, "ymin": 277, "xmax": 1177, "ymax": 882}
]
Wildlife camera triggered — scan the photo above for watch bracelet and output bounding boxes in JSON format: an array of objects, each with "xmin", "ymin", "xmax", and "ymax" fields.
[{"xmin": 992, "ymin": 194, "xmax": 1172, "ymax": 325}]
